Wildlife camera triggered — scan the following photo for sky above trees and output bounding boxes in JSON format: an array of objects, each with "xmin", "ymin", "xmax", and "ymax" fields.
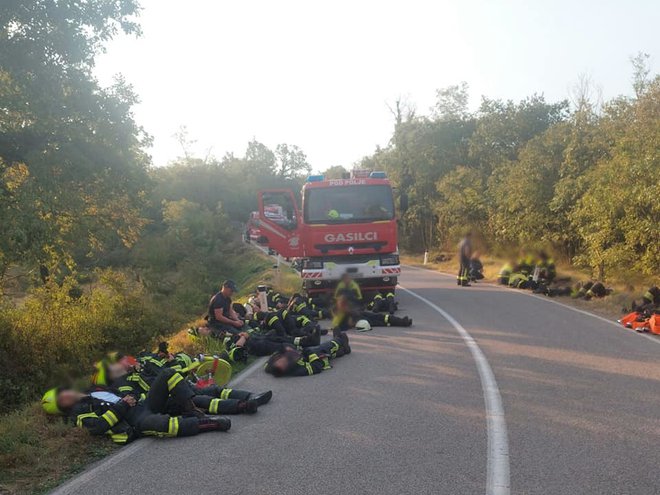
[{"xmin": 94, "ymin": 0, "xmax": 660, "ymax": 169}]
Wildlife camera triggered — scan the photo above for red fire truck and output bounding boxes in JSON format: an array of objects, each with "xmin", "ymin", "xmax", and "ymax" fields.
[
  {"xmin": 246, "ymin": 212, "xmax": 262, "ymax": 242},
  {"xmin": 256, "ymin": 170, "xmax": 401, "ymax": 297},
  {"xmin": 246, "ymin": 205, "xmax": 288, "ymax": 243}
]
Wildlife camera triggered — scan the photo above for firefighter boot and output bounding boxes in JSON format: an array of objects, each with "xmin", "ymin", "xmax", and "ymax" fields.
[
  {"xmin": 198, "ymin": 416, "xmax": 232, "ymax": 432},
  {"xmin": 248, "ymin": 391, "xmax": 273, "ymax": 406},
  {"xmin": 337, "ymin": 332, "xmax": 351, "ymax": 356},
  {"xmin": 238, "ymin": 399, "xmax": 259, "ymax": 414}
]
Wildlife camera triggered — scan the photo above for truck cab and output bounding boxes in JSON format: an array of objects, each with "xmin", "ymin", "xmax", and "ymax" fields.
[{"xmin": 256, "ymin": 170, "xmax": 401, "ymax": 296}]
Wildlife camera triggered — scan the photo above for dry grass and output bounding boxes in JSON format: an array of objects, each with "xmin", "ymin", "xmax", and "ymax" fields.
[{"xmin": 0, "ymin": 404, "xmax": 117, "ymax": 495}]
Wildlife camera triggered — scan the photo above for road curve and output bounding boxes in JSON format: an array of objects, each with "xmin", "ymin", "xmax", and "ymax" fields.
[{"xmin": 52, "ymin": 267, "xmax": 660, "ymax": 495}]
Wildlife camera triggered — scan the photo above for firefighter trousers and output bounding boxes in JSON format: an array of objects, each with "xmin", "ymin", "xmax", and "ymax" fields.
[
  {"xmin": 457, "ymin": 256, "xmax": 470, "ymax": 285},
  {"xmin": 129, "ymin": 368, "xmax": 201, "ymax": 438}
]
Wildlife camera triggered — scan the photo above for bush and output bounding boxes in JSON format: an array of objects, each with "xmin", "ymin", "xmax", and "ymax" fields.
[{"xmin": 0, "ymin": 270, "xmax": 169, "ymax": 414}]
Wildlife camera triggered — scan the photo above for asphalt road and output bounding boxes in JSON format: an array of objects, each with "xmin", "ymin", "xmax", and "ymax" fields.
[{"xmin": 52, "ymin": 267, "xmax": 660, "ymax": 495}]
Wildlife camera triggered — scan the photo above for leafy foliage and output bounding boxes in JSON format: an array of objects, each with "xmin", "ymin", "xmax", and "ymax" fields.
[
  {"xmin": 0, "ymin": 271, "xmax": 168, "ymax": 413},
  {"xmin": 367, "ymin": 65, "xmax": 659, "ymax": 278},
  {"xmin": 0, "ymin": 1, "xmax": 316, "ymax": 415},
  {"xmin": 573, "ymin": 78, "xmax": 660, "ymax": 277},
  {"xmin": 0, "ymin": 0, "xmax": 149, "ymax": 280}
]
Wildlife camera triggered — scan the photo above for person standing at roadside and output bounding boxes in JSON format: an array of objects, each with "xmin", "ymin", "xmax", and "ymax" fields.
[{"xmin": 457, "ymin": 232, "xmax": 473, "ymax": 287}]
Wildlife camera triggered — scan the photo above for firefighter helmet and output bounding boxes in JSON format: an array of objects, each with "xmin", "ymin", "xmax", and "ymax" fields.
[
  {"xmin": 91, "ymin": 360, "xmax": 109, "ymax": 386},
  {"xmin": 327, "ymin": 209, "xmax": 339, "ymax": 220},
  {"xmin": 355, "ymin": 319, "xmax": 372, "ymax": 332},
  {"xmin": 41, "ymin": 388, "xmax": 62, "ymax": 415}
]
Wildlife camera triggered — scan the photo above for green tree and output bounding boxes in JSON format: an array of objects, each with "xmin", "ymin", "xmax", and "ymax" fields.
[
  {"xmin": 432, "ymin": 82, "xmax": 470, "ymax": 121},
  {"xmin": 322, "ymin": 165, "xmax": 349, "ymax": 179},
  {"xmin": 436, "ymin": 166, "xmax": 488, "ymax": 244},
  {"xmin": 487, "ymin": 124, "xmax": 567, "ymax": 247},
  {"xmin": 275, "ymin": 143, "xmax": 311, "ymax": 179},
  {"xmin": 572, "ymin": 76, "xmax": 660, "ymax": 278},
  {"xmin": 469, "ymin": 95, "xmax": 568, "ymax": 173},
  {"xmin": 0, "ymin": 0, "xmax": 149, "ymax": 280}
]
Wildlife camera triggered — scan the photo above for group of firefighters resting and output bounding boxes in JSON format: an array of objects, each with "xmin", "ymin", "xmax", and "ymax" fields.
[{"xmin": 41, "ymin": 273, "xmax": 412, "ymax": 444}]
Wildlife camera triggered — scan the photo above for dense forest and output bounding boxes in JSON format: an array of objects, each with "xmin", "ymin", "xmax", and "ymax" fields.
[
  {"xmin": 358, "ymin": 65, "xmax": 659, "ymax": 280},
  {"xmin": 0, "ymin": 1, "xmax": 658, "ymax": 411}
]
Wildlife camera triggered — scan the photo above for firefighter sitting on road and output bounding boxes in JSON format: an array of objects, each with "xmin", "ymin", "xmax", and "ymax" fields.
[
  {"xmin": 335, "ymin": 273, "xmax": 363, "ymax": 305},
  {"xmin": 267, "ymin": 287, "xmax": 289, "ymax": 310},
  {"xmin": 288, "ymin": 293, "xmax": 331, "ymax": 319},
  {"xmin": 264, "ymin": 330, "xmax": 351, "ymax": 377},
  {"xmin": 367, "ymin": 291, "xmax": 398, "ymax": 314},
  {"xmin": 42, "ymin": 368, "xmax": 232, "ymax": 444},
  {"xmin": 253, "ymin": 308, "xmax": 319, "ymax": 339}
]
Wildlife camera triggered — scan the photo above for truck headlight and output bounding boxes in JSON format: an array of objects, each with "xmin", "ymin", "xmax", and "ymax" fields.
[
  {"xmin": 380, "ymin": 254, "xmax": 399, "ymax": 266},
  {"xmin": 303, "ymin": 260, "xmax": 324, "ymax": 269}
]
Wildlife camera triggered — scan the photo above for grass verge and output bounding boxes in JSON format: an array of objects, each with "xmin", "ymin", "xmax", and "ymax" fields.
[
  {"xmin": 0, "ymin": 404, "xmax": 117, "ymax": 495},
  {"xmin": 0, "ymin": 245, "xmax": 302, "ymax": 495}
]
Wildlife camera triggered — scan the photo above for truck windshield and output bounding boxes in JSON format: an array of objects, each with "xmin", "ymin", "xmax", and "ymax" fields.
[{"xmin": 304, "ymin": 185, "xmax": 395, "ymax": 224}]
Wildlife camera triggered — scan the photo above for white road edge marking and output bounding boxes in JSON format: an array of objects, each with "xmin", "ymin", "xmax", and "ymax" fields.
[
  {"xmin": 49, "ymin": 356, "xmax": 268, "ymax": 495},
  {"xmin": 404, "ymin": 264, "xmax": 660, "ymax": 345},
  {"xmin": 399, "ymin": 284, "xmax": 511, "ymax": 495}
]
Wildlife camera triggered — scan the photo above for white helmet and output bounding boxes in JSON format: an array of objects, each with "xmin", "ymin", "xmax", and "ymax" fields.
[{"xmin": 355, "ymin": 319, "xmax": 372, "ymax": 332}]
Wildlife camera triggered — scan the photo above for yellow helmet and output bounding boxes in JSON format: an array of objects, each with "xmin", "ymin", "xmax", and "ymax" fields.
[
  {"xmin": 327, "ymin": 209, "xmax": 339, "ymax": 220},
  {"xmin": 91, "ymin": 360, "xmax": 108, "ymax": 386},
  {"xmin": 175, "ymin": 352, "xmax": 193, "ymax": 372},
  {"xmin": 41, "ymin": 388, "xmax": 62, "ymax": 415}
]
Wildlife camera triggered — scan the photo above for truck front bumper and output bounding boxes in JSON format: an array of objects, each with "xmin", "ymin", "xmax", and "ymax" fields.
[{"xmin": 303, "ymin": 275, "xmax": 399, "ymax": 294}]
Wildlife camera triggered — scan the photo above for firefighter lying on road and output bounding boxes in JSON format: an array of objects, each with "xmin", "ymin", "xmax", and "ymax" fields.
[
  {"xmin": 332, "ymin": 295, "xmax": 413, "ymax": 332},
  {"xmin": 42, "ymin": 368, "xmax": 232, "ymax": 444},
  {"xmin": 264, "ymin": 330, "xmax": 351, "ymax": 377},
  {"xmin": 91, "ymin": 353, "xmax": 272, "ymax": 416}
]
